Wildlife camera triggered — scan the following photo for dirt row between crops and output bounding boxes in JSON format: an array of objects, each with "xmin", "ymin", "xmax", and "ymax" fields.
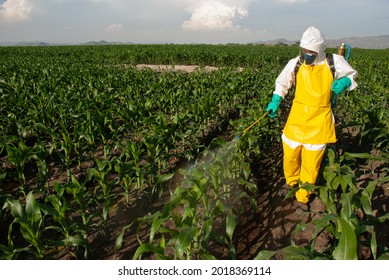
[{"xmin": 134, "ymin": 64, "xmax": 244, "ymax": 73}]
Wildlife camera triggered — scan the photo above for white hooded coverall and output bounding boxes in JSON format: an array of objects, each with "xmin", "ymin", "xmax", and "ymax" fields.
[{"xmin": 273, "ymin": 26, "xmax": 358, "ymax": 203}]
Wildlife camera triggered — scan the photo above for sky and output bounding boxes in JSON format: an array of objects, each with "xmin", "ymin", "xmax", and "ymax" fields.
[{"xmin": 0, "ymin": 0, "xmax": 388, "ymax": 44}]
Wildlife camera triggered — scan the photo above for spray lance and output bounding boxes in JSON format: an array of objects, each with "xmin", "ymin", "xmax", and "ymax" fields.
[
  {"xmin": 331, "ymin": 42, "xmax": 351, "ymax": 108},
  {"xmin": 235, "ymin": 111, "xmax": 269, "ymax": 140}
]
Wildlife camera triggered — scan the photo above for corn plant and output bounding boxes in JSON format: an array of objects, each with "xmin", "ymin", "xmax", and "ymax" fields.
[
  {"xmin": 32, "ymin": 142, "xmax": 49, "ymax": 189},
  {"xmin": 89, "ymin": 159, "xmax": 117, "ymax": 228},
  {"xmin": 2, "ymin": 192, "xmax": 45, "ymax": 258},
  {"xmin": 4, "ymin": 141, "xmax": 34, "ymax": 193},
  {"xmin": 113, "ymin": 157, "xmax": 135, "ymax": 204},
  {"xmin": 40, "ymin": 183, "xmax": 70, "ymax": 239},
  {"xmin": 60, "ymin": 175, "xmax": 96, "ymax": 258}
]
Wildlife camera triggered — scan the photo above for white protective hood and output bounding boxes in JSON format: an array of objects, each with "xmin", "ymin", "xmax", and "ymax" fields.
[{"xmin": 299, "ymin": 26, "xmax": 326, "ymax": 61}]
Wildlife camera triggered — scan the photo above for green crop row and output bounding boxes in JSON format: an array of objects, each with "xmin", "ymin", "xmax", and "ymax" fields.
[{"xmin": 0, "ymin": 44, "xmax": 295, "ymax": 68}]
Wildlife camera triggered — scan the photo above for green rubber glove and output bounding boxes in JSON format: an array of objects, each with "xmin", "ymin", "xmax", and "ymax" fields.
[
  {"xmin": 266, "ymin": 94, "xmax": 282, "ymax": 118},
  {"xmin": 331, "ymin": 76, "xmax": 351, "ymax": 95}
]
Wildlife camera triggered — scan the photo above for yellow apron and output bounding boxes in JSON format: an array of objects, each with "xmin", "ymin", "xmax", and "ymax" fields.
[{"xmin": 283, "ymin": 61, "xmax": 336, "ymax": 144}]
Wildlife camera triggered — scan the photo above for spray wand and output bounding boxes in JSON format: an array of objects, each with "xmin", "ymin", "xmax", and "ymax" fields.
[{"xmin": 235, "ymin": 111, "xmax": 269, "ymax": 140}]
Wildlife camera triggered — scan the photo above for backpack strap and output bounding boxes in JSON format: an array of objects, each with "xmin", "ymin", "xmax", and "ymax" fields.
[
  {"xmin": 326, "ymin": 53, "xmax": 335, "ymax": 79},
  {"xmin": 292, "ymin": 56, "xmax": 303, "ymax": 86}
]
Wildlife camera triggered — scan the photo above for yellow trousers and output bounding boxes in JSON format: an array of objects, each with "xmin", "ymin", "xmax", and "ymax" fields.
[{"xmin": 282, "ymin": 136, "xmax": 326, "ymax": 203}]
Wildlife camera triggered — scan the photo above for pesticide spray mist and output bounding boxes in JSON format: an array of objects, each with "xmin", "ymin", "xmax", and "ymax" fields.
[
  {"xmin": 176, "ymin": 136, "xmax": 253, "ymax": 215},
  {"xmin": 179, "ymin": 111, "xmax": 268, "ymax": 189}
]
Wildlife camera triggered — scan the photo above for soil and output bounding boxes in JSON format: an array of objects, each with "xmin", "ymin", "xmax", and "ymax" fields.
[
  {"xmin": 135, "ymin": 64, "xmax": 221, "ymax": 73},
  {"xmin": 134, "ymin": 64, "xmax": 244, "ymax": 73}
]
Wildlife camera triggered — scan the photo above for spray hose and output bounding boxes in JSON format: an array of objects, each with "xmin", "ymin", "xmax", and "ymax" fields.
[
  {"xmin": 344, "ymin": 43, "xmax": 351, "ymax": 61},
  {"xmin": 236, "ymin": 111, "xmax": 269, "ymax": 140}
]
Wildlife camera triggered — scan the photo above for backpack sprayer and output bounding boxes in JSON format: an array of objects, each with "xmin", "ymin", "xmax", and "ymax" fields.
[
  {"xmin": 338, "ymin": 43, "xmax": 351, "ymax": 61},
  {"xmin": 332, "ymin": 43, "xmax": 351, "ymax": 107}
]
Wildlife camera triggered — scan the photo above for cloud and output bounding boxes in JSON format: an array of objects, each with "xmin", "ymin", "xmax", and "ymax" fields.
[
  {"xmin": 105, "ymin": 23, "xmax": 123, "ymax": 33},
  {"xmin": 0, "ymin": 0, "xmax": 32, "ymax": 23},
  {"xmin": 182, "ymin": 0, "xmax": 250, "ymax": 31}
]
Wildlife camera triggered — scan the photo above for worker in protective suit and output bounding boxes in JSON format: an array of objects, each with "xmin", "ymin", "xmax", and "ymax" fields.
[{"xmin": 266, "ymin": 26, "xmax": 358, "ymax": 204}]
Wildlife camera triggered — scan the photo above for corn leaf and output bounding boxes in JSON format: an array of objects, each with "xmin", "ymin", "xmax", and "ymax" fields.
[
  {"xmin": 281, "ymin": 245, "xmax": 311, "ymax": 260},
  {"xmin": 226, "ymin": 212, "xmax": 236, "ymax": 242},
  {"xmin": 332, "ymin": 218, "xmax": 358, "ymax": 260},
  {"xmin": 156, "ymin": 173, "xmax": 174, "ymax": 184},
  {"xmin": 340, "ymin": 193, "xmax": 354, "ymax": 220},
  {"xmin": 344, "ymin": 152, "xmax": 371, "ymax": 159},
  {"xmin": 371, "ymin": 231, "xmax": 377, "ymax": 260},
  {"xmin": 176, "ymin": 227, "xmax": 198, "ymax": 259},
  {"xmin": 132, "ymin": 244, "xmax": 164, "ymax": 260},
  {"xmin": 4, "ymin": 199, "xmax": 24, "ymax": 219},
  {"xmin": 26, "ymin": 192, "xmax": 41, "ymax": 222},
  {"xmin": 254, "ymin": 250, "xmax": 277, "ymax": 260},
  {"xmin": 361, "ymin": 181, "xmax": 377, "ymax": 216}
]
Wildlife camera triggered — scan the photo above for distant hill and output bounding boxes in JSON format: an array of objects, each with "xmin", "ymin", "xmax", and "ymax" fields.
[
  {"xmin": 0, "ymin": 40, "xmax": 132, "ymax": 46},
  {"xmin": 80, "ymin": 40, "xmax": 131, "ymax": 46},
  {"xmin": 259, "ymin": 35, "xmax": 389, "ymax": 49},
  {"xmin": 327, "ymin": 35, "xmax": 389, "ymax": 49},
  {"xmin": 0, "ymin": 41, "xmax": 50, "ymax": 46},
  {"xmin": 1, "ymin": 35, "xmax": 388, "ymax": 49}
]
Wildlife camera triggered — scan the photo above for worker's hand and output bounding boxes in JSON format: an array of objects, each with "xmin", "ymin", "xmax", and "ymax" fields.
[
  {"xmin": 266, "ymin": 94, "xmax": 282, "ymax": 118},
  {"xmin": 331, "ymin": 77, "xmax": 351, "ymax": 95}
]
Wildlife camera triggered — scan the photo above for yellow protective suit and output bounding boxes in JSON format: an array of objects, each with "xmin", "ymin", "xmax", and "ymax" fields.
[
  {"xmin": 283, "ymin": 61, "xmax": 335, "ymax": 144},
  {"xmin": 272, "ymin": 26, "xmax": 358, "ymax": 204},
  {"xmin": 283, "ymin": 58, "xmax": 334, "ymax": 203},
  {"xmin": 282, "ymin": 139, "xmax": 326, "ymax": 203}
]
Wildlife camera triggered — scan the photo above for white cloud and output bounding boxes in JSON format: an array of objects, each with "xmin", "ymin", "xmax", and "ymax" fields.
[
  {"xmin": 105, "ymin": 23, "xmax": 123, "ymax": 33},
  {"xmin": 182, "ymin": 0, "xmax": 250, "ymax": 31},
  {"xmin": 0, "ymin": 0, "xmax": 32, "ymax": 23}
]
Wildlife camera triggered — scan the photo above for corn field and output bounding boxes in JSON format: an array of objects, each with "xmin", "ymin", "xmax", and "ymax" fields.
[{"xmin": 0, "ymin": 44, "xmax": 388, "ymax": 260}]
